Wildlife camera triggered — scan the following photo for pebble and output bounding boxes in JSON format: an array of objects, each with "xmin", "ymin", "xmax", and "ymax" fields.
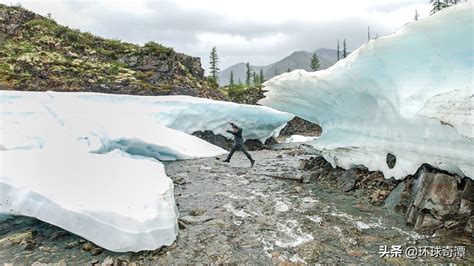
[
  {"xmin": 189, "ymin": 208, "xmax": 206, "ymax": 216},
  {"xmin": 64, "ymin": 240, "xmax": 79, "ymax": 249},
  {"xmin": 180, "ymin": 215, "xmax": 213, "ymax": 225},
  {"xmin": 82, "ymin": 242, "xmax": 94, "ymax": 251},
  {"xmin": 90, "ymin": 247, "xmax": 104, "ymax": 256}
]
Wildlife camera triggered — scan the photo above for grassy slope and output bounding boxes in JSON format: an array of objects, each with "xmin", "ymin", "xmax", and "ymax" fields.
[{"xmin": 0, "ymin": 4, "xmax": 222, "ymax": 98}]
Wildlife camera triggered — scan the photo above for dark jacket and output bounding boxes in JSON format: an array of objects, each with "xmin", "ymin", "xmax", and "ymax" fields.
[{"xmin": 227, "ymin": 127, "xmax": 244, "ymax": 145}]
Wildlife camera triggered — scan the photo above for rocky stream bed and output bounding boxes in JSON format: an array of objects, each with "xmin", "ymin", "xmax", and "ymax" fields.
[{"xmin": 0, "ymin": 146, "xmax": 472, "ymax": 264}]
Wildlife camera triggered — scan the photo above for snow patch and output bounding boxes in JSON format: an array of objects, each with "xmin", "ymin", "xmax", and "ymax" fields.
[{"xmin": 284, "ymin": 135, "xmax": 318, "ymax": 143}]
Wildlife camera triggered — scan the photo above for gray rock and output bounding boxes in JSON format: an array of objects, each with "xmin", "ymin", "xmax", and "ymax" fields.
[
  {"xmin": 189, "ymin": 208, "xmax": 206, "ymax": 216},
  {"xmin": 91, "ymin": 247, "xmax": 104, "ymax": 256},
  {"xmin": 411, "ymin": 172, "xmax": 460, "ymax": 220},
  {"xmin": 414, "ymin": 213, "xmax": 442, "ymax": 232},
  {"xmin": 465, "ymin": 216, "xmax": 473, "ymax": 235},
  {"xmin": 342, "ymin": 179, "xmax": 356, "ymax": 192},
  {"xmin": 386, "ymin": 153, "xmax": 396, "ymax": 169},
  {"xmin": 64, "ymin": 240, "xmax": 79, "ymax": 249},
  {"xmin": 459, "ymin": 199, "xmax": 473, "ymax": 215},
  {"xmin": 180, "ymin": 215, "xmax": 213, "ymax": 225},
  {"xmin": 461, "ymin": 179, "xmax": 474, "ymax": 201}
]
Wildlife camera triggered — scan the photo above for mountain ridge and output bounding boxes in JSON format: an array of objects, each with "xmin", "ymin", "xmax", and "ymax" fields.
[{"xmin": 217, "ymin": 48, "xmax": 338, "ymax": 86}]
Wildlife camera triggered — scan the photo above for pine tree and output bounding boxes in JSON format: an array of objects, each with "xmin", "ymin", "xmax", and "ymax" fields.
[
  {"xmin": 337, "ymin": 39, "xmax": 340, "ymax": 61},
  {"xmin": 209, "ymin": 47, "xmax": 219, "ymax": 82},
  {"xmin": 229, "ymin": 71, "xmax": 234, "ymax": 86},
  {"xmin": 287, "ymin": 68, "xmax": 291, "ymax": 73},
  {"xmin": 245, "ymin": 62, "xmax": 251, "ymax": 86},
  {"xmin": 253, "ymin": 72, "xmax": 258, "ymax": 86},
  {"xmin": 368, "ymin": 26, "xmax": 371, "ymax": 41},
  {"xmin": 429, "ymin": 0, "xmax": 450, "ymax": 15},
  {"xmin": 259, "ymin": 69, "xmax": 264, "ymax": 85},
  {"xmin": 414, "ymin": 9, "xmax": 419, "ymax": 21},
  {"xmin": 343, "ymin": 39, "xmax": 347, "ymax": 58},
  {"xmin": 310, "ymin": 53, "xmax": 320, "ymax": 71}
]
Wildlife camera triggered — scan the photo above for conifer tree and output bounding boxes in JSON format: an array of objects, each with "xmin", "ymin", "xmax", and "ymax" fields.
[
  {"xmin": 337, "ymin": 39, "xmax": 340, "ymax": 61},
  {"xmin": 209, "ymin": 47, "xmax": 219, "ymax": 82},
  {"xmin": 287, "ymin": 68, "xmax": 291, "ymax": 73},
  {"xmin": 229, "ymin": 70, "xmax": 234, "ymax": 86},
  {"xmin": 429, "ymin": 0, "xmax": 450, "ymax": 14},
  {"xmin": 245, "ymin": 62, "xmax": 251, "ymax": 86},
  {"xmin": 259, "ymin": 69, "xmax": 264, "ymax": 85},
  {"xmin": 310, "ymin": 53, "xmax": 320, "ymax": 71},
  {"xmin": 253, "ymin": 72, "xmax": 258, "ymax": 86},
  {"xmin": 414, "ymin": 9, "xmax": 419, "ymax": 20},
  {"xmin": 343, "ymin": 39, "xmax": 347, "ymax": 58}
]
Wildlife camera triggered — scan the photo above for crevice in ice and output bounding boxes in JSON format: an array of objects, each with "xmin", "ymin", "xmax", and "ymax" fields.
[{"xmin": 94, "ymin": 138, "xmax": 192, "ymax": 162}]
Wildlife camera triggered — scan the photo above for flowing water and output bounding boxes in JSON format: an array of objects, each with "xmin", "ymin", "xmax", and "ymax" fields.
[{"xmin": 0, "ymin": 147, "xmax": 471, "ymax": 264}]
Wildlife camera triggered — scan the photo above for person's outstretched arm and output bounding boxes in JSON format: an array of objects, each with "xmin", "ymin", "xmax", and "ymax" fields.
[{"xmin": 226, "ymin": 129, "xmax": 237, "ymax": 135}]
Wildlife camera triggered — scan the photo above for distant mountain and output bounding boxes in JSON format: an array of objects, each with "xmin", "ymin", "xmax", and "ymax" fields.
[{"xmin": 217, "ymin": 48, "xmax": 338, "ymax": 87}]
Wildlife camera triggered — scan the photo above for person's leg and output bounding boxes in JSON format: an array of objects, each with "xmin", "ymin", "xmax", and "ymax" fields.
[
  {"xmin": 241, "ymin": 146, "xmax": 255, "ymax": 166},
  {"xmin": 224, "ymin": 145, "xmax": 238, "ymax": 162}
]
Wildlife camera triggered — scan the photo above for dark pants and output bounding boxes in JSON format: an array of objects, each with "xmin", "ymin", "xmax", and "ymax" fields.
[{"xmin": 226, "ymin": 143, "xmax": 253, "ymax": 162}]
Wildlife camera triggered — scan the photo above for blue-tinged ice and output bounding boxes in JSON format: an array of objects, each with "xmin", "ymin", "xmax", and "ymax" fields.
[
  {"xmin": 260, "ymin": 2, "xmax": 473, "ymax": 180},
  {"xmin": 0, "ymin": 90, "xmax": 293, "ymax": 252}
]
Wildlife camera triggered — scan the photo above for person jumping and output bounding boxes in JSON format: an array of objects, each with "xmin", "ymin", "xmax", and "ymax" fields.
[{"xmin": 223, "ymin": 122, "xmax": 255, "ymax": 166}]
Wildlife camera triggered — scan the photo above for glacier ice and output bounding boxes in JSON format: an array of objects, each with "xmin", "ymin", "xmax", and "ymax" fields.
[
  {"xmin": 0, "ymin": 149, "xmax": 178, "ymax": 252},
  {"xmin": 259, "ymin": 2, "xmax": 473, "ymax": 180},
  {"xmin": 0, "ymin": 90, "xmax": 293, "ymax": 252}
]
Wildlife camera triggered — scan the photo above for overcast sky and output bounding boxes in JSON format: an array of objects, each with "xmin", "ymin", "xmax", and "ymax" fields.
[{"xmin": 2, "ymin": 0, "xmax": 431, "ymax": 70}]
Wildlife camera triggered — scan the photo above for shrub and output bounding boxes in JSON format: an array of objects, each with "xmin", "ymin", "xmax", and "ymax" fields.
[{"xmin": 142, "ymin": 41, "xmax": 173, "ymax": 55}]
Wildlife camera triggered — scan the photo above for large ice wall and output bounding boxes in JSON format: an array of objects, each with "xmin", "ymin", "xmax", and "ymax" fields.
[
  {"xmin": 259, "ymin": 2, "xmax": 473, "ymax": 180},
  {"xmin": 0, "ymin": 90, "xmax": 293, "ymax": 251}
]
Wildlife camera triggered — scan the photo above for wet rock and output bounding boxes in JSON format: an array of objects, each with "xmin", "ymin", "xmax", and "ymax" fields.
[
  {"xmin": 302, "ymin": 174, "xmax": 311, "ymax": 183},
  {"xmin": 91, "ymin": 247, "xmax": 105, "ymax": 256},
  {"xmin": 342, "ymin": 179, "xmax": 356, "ymax": 192},
  {"xmin": 411, "ymin": 172, "xmax": 460, "ymax": 220},
  {"xmin": 0, "ymin": 230, "xmax": 35, "ymax": 246},
  {"xmin": 189, "ymin": 208, "xmax": 207, "ymax": 216},
  {"xmin": 178, "ymin": 219, "xmax": 188, "ymax": 229},
  {"xmin": 20, "ymin": 239, "xmax": 35, "ymax": 250},
  {"xmin": 292, "ymin": 186, "xmax": 302, "ymax": 193},
  {"xmin": 386, "ymin": 153, "xmax": 396, "ymax": 169},
  {"xmin": 180, "ymin": 215, "xmax": 213, "ymax": 225},
  {"xmin": 465, "ymin": 216, "xmax": 473, "ymax": 235},
  {"xmin": 102, "ymin": 256, "xmax": 114, "ymax": 265},
  {"xmin": 461, "ymin": 179, "xmax": 474, "ymax": 201},
  {"xmin": 64, "ymin": 240, "xmax": 79, "ymax": 249},
  {"xmin": 82, "ymin": 242, "xmax": 94, "ymax": 252},
  {"xmin": 299, "ymin": 159, "xmax": 309, "ymax": 170},
  {"xmin": 459, "ymin": 199, "xmax": 473, "ymax": 215},
  {"xmin": 414, "ymin": 213, "xmax": 442, "ymax": 232},
  {"xmin": 204, "ymin": 219, "xmax": 227, "ymax": 226},
  {"xmin": 49, "ymin": 230, "xmax": 68, "ymax": 240}
]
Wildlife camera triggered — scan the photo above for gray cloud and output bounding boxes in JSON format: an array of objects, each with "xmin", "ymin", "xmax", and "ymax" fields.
[{"xmin": 3, "ymin": 0, "xmax": 431, "ymax": 71}]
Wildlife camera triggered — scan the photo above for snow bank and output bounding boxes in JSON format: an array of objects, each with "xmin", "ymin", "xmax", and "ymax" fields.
[
  {"xmin": 259, "ymin": 3, "xmax": 473, "ymax": 179},
  {"xmin": 0, "ymin": 149, "xmax": 178, "ymax": 252},
  {"xmin": 1, "ymin": 90, "xmax": 292, "ymax": 251}
]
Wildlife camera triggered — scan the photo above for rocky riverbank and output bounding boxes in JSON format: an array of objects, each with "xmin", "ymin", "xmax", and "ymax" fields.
[
  {"xmin": 298, "ymin": 156, "xmax": 473, "ymax": 237},
  {"xmin": 0, "ymin": 146, "xmax": 471, "ymax": 264}
]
